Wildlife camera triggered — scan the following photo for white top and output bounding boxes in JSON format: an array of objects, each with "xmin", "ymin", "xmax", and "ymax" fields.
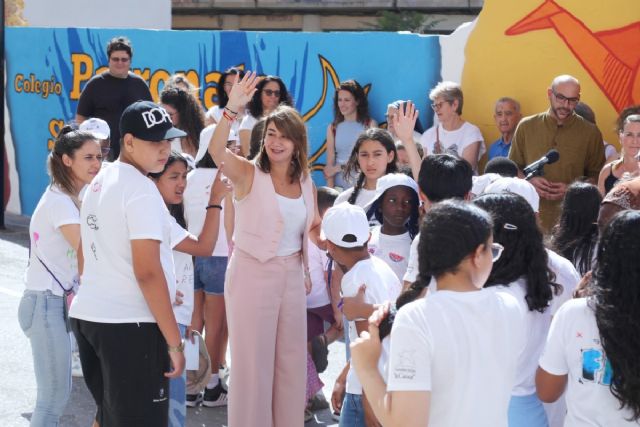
[
  {"xmin": 335, "ymin": 187, "xmax": 376, "ymax": 208},
  {"xmin": 387, "ymin": 288, "xmax": 524, "ymax": 427},
  {"xmin": 540, "ymin": 298, "xmax": 640, "ymax": 426},
  {"xmin": 306, "ymin": 239, "xmax": 331, "ymax": 308},
  {"xmin": 419, "ymin": 121, "xmax": 485, "ymax": 163},
  {"xmin": 69, "ymin": 161, "xmax": 177, "ymax": 323},
  {"xmin": 335, "ymin": 121, "xmax": 366, "ymax": 165},
  {"xmin": 205, "ymin": 105, "xmax": 243, "ymax": 134},
  {"xmin": 342, "ymin": 256, "xmax": 401, "ymax": 395},
  {"xmin": 403, "ymin": 231, "xmax": 420, "ymax": 283},
  {"xmin": 367, "ymin": 226, "xmax": 412, "ymax": 281},
  {"xmin": 184, "ymin": 168, "xmax": 229, "ymax": 257},
  {"xmin": 25, "ymin": 186, "xmax": 80, "ymax": 296},
  {"xmin": 169, "ymin": 218, "xmax": 193, "ymax": 326},
  {"xmin": 239, "ymin": 113, "xmax": 259, "ymax": 134},
  {"xmin": 546, "ymin": 249, "xmax": 581, "ymax": 314},
  {"xmin": 275, "ymin": 194, "xmax": 306, "ymax": 256}
]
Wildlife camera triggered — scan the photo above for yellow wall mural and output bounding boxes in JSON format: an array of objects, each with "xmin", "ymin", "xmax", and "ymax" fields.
[{"xmin": 463, "ymin": 0, "xmax": 640, "ymax": 154}]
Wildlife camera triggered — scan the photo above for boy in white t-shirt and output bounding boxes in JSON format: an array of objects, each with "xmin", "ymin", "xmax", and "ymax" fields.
[
  {"xmin": 70, "ymin": 101, "xmax": 187, "ymax": 426},
  {"xmin": 322, "ymin": 203, "xmax": 401, "ymax": 427}
]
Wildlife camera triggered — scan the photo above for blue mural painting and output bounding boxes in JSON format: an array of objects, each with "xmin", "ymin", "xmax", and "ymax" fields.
[{"xmin": 5, "ymin": 27, "xmax": 441, "ymax": 215}]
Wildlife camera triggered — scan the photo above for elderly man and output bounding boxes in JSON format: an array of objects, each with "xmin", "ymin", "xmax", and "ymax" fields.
[
  {"xmin": 76, "ymin": 36, "xmax": 152, "ymax": 160},
  {"xmin": 488, "ymin": 97, "xmax": 521, "ymax": 160},
  {"xmin": 509, "ymin": 75, "xmax": 604, "ymax": 231}
]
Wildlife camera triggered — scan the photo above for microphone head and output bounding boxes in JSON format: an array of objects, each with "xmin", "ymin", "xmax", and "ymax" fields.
[{"xmin": 546, "ymin": 149, "xmax": 560, "ymax": 164}]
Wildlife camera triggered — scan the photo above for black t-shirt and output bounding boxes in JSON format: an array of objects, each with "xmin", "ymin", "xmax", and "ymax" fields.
[{"xmin": 77, "ymin": 71, "xmax": 153, "ymax": 160}]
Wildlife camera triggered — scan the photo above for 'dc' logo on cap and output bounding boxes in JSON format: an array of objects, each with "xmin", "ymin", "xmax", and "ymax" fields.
[{"xmin": 141, "ymin": 107, "xmax": 171, "ymax": 129}]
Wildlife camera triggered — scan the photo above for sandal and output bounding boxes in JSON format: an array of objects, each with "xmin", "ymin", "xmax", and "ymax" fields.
[{"xmin": 310, "ymin": 333, "xmax": 329, "ymax": 373}]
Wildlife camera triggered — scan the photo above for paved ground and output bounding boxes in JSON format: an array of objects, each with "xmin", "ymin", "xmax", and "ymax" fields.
[{"xmin": 0, "ymin": 213, "xmax": 345, "ymax": 426}]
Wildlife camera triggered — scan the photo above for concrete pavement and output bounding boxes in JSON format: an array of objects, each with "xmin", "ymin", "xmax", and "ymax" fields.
[{"xmin": 0, "ymin": 213, "xmax": 345, "ymax": 426}]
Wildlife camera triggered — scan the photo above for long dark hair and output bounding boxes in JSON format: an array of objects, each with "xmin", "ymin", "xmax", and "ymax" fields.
[
  {"xmin": 47, "ymin": 126, "xmax": 97, "ymax": 197},
  {"xmin": 550, "ymin": 182, "xmax": 601, "ymax": 276},
  {"xmin": 344, "ymin": 128, "xmax": 398, "ymax": 205},
  {"xmin": 474, "ymin": 192, "xmax": 561, "ymax": 312},
  {"xmin": 160, "ymin": 87, "xmax": 205, "ymax": 154},
  {"xmin": 592, "ymin": 210, "xmax": 640, "ymax": 421},
  {"xmin": 333, "ymin": 80, "xmax": 371, "ymax": 126},
  {"xmin": 248, "ymin": 75, "xmax": 292, "ymax": 118},
  {"xmin": 148, "ymin": 151, "xmax": 189, "ymax": 228},
  {"xmin": 218, "ymin": 67, "xmax": 245, "ymax": 108}
]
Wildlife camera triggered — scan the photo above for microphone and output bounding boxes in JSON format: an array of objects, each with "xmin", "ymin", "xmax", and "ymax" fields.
[{"xmin": 524, "ymin": 149, "xmax": 560, "ymax": 180}]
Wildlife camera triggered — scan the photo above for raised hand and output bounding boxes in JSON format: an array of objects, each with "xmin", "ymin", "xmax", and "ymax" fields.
[
  {"xmin": 226, "ymin": 71, "xmax": 259, "ymax": 112},
  {"xmin": 393, "ymin": 101, "xmax": 419, "ymax": 144}
]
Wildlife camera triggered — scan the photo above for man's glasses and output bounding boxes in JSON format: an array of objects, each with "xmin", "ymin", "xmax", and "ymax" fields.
[
  {"xmin": 491, "ymin": 242, "xmax": 504, "ymax": 262},
  {"xmin": 263, "ymin": 89, "xmax": 281, "ymax": 98},
  {"xmin": 552, "ymin": 90, "xmax": 579, "ymax": 105},
  {"xmin": 109, "ymin": 56, "xmax": 130, "ymax": 63}
]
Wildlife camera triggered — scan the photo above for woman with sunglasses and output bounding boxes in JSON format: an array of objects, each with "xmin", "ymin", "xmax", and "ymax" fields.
[
  {"xmin": 238, "ymin": 75, "xmax": 292, "ymax": 157},
  {"xmin": 473, "ymin": 192, "xmax": 579, "ymax": 427},
  {"xmin": 350, "ymin": 200, "xmax": 524, "ymax": 427},
  {"xmin": 419, "ymin": 81, "xmax": 484, "ymax": 172}
]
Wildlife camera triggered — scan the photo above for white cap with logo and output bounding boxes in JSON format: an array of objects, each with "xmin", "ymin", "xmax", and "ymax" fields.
[{"xmin": 321, "ymin": 202, "xmax": 370, "ymax": 248}]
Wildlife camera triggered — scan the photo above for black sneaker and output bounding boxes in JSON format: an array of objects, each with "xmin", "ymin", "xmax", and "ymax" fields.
[
  {"xmin": 186, "ymin": 392, "xmax": 201, "ymax": 408},
  {"xmin": 202, "ymin": 382, "xmax": 228, "ymax": 407}
]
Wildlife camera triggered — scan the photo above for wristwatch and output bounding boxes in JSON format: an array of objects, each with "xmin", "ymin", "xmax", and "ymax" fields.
[{"xmin": 168, "ymin": 339, "xmax": 185, "ymax": 353}]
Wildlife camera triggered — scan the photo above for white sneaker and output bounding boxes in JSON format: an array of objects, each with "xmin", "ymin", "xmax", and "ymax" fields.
[{"xmin": 71, "ymin": 351, "xmax": 83, "ymax": 377}]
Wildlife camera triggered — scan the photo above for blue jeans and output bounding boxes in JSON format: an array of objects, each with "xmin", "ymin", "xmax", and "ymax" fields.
[
  {"xmin": 508, "ymin": 393, "xmax": 549, "ymax": 427},
  {"xmin": 339, "ymin": 393, "xmax": 365, "ymax": 427},
  {"xmin": 194, "ymin": 256, "xmax": 228, "ymax": 295},
  {"xmin": 18, "ymin": 290, "xmax": 71, "ymax": 427},
  {"xmin": 169, "ymin": 324, "xmax": 188, "ymax": 427}
]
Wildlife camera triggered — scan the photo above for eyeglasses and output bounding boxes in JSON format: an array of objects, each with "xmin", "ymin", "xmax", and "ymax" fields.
[
  {"xmin": 109, "ymin": 56, "xmax": 130, "ymax": 63},
  {"xmin": 491, "ymin": 242, "xmax": 504, "ymax": 262},
  {"xmin": 263, "ymin": 89, "xmax": 281, "ymax": 98},
  {"xmin": 552, "ymin": 90, "xmax": 579, "ymax": 105},
  {"xmin": 431, "ymin": 101, "xmax": 449, "ymax": 111}
]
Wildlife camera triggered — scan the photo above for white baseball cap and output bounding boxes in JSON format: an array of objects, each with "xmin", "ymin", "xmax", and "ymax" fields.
[
  {"xmin": 79, "ymin": 117, "xmax": 110, "ymax": 140},
  {"xmin": 321, "ymin": 202, "xmax": 370, "ymax": 248},
  {"xmin": 484, "ymin": 177, "xmax": 540, "ymax": 213},
  {"xmin": 195, "ymin": 124, "xmax": 238, "ymax": 162},
  {"xmin": 471, "ymin": 173, "xmax": 502, "ymax": 198},
  {"xmin": 372, "ymin": 173, "xmax": 419, "ymax": 202}
]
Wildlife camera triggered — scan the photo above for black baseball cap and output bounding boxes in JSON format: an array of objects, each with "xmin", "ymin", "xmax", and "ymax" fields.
[{"xmin": 120, "ymin": 100, "xmax": 187, "ymax": 142}]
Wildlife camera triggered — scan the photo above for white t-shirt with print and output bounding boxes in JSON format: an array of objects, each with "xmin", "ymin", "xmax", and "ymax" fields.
[
  {"xmin": 539, "ymin": 298, "xmax": 640, "ymax": 426},
  {"xmin": 306, "ymin": 240, "xmax": 331, "ymax": 309},
  {"xmin": 387, "ymin": 288, "xmax": 524, "ymax": 427},
  {"xmin": 342, "ymin": 256, "xmax": 401, "ymax": 395},
  {"xmin": 184, "ymin": 168, "xmax": 229, "ymax": 257},
  {"xmin": 419, "ymin": 121, "xmax": 485, "ymax": 162},
  {"xmin": 70, "ymin": 161, "xmax": 177, "ymax": 323},
  {"xmin": 169, "ymin": 218, "xmax": 193, "ymax": 326},
  {"xmin": 25, "ymin": 186, "xmax": 80, "ymax": 296},
  {"xmin": 368, "ymin": 226, "xmax": 412, "ymax": 282}
]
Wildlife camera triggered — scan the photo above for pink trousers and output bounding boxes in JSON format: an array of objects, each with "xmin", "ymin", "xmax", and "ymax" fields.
[{"xmin": 225, "ymin": 249, "xmax": 307, "ymax": 427}]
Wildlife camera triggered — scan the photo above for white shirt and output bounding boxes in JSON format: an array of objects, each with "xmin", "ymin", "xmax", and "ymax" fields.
[
  {"xmin": 387, "ymin": 288, "xmax": 524, "ymax": 427},
  {"xmin": 169, "ymin": 218, "xmax": 193, "ymax": 326},
  {"xmin": 368, "ymin": 226, "xmax": 412, "ymax": 281},
  {"xmin": 335, "ymin": 187, "xmax": 376, "ymax": 208},
  {"xmin": 342, "ymin": 256, "xmax": 401, "ymax": 395},
  {"xmin": 25, "ymin": 186, "xmax": 80, "ymax": 296},
  {"xmin": 306, "ymin": 240, "xmax": 330, "ymax": 309},
  {"xmin": 70, "ymin": 161, "xmax": 177, "ymax": 323},
  {"xmin": 184, "ymin": 168, "xmax": 229, "ymax": 257},
  {"xmin": 239, "ymin": 113, "xmax": 258, "ymax": 134},
  {"xmin": 546, "ymin": 249, "xmax": 581, "ymax": 315},
  {"xmin": 275, "ymin": 194, "xmax": 306, "ymax": 256},
  {"xmin": 403, "ymin": 232, "xmax": 420, "ymax": 283},
  {"xmin": 540, "ymin": 298, "xmax": 640, "ymax": 426},
  {"xmin": 420, "ymin": 122, "xmax": 485, "ymax": 164},
  {"xmin": 205, "ymin": 105, "xmax": 243, "ymax": 134}
]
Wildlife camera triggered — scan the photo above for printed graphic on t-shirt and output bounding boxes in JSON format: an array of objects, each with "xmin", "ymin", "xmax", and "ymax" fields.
[
  {"xmin": 86, "ymin": 214, "xmax": 99, "ymax": 230},
  {"xmin": 581, "ymin": 347, "xmax": 613, "ymax": 386},
  {"xmin": 393, "ymin": 349, "xmax": 417, "ymax": 380}
]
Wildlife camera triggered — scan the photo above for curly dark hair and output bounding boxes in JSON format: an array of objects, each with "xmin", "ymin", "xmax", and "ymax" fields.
[
  {"xmin": 343, "ymin": 128, "xmax": 398, "ymax": 204},
  {"xmin": 473, "ymin": 192, "xmax": 561, "ymax": 312},
  {"xmin": 160, "ymin": 87, "xmax": 205, "ymax": 155},
  {"xmin": 247, "ymin": 76, "xmax": 292, "ymax": 119},
  {"xmin": 550, "ymin": 182, "xmax": 601, "ymax": 276},
  {"xmin": 332, "ymin": 80, "xmax": 371, "ymax": 127},
  {"xmin": 592, "ymin": 210, "xmax": 640, "ymax": 421}
]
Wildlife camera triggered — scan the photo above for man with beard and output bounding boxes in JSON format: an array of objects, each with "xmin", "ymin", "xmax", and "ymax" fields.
[{"xmin": 509, "ymin": 75, "xmax": 604, "ymax": 231}]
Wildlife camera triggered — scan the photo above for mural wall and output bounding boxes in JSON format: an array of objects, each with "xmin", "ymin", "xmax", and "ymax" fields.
[{"xmin": 4, "ymin": 0, "xmax": 639, "ymax": 216}]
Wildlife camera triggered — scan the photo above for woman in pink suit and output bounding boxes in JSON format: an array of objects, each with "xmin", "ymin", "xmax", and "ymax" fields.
[{"xmin": 207, "ymin": 72, "xmax": 322, "ymax": 427}]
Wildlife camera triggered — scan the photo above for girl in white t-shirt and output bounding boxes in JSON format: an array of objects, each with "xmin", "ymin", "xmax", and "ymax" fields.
[
  {"xmin": 473, "ymin": 192, "xmax": 566, "ymax": 427},
  {"xmin": 204, "ymin": 67, "xmax": 246, "ymax": 134},
  {"xmin": 419, "ymin": 81, "xmax": 485, "ymax": 171},
  {"xmin": 19, "ymin": 127, "xmax": 102, "ymax": 426},
  {"xmin": 538, "ymin": 210, "xmax": 640, "ymax": 426},
  {"xmin": 149, "ymin": 152, "xmax": 230, "ymax": 424},
  {"xmin": 366, "ymin": 173, "xmax": 420, "ymax": 281},
  {"xmin": 350, "ymin": 200, "xmax": 524, "ymax": 427}
]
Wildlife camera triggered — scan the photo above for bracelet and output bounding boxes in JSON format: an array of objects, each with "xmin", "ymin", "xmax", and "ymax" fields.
[
  {"xmin": 168, "ymin": 339, "xmax": 185, "ymax": 353},
  {"xmin": 206, "ymin": 204, "xmax": 223, "ymax": 210},
  {"xmin": 222, "ymin": 110, "xmax": 236, "ymax": 123},
  {"xmin": 224, "ymin": 106, "xmax": 238, "ymax": 115}
]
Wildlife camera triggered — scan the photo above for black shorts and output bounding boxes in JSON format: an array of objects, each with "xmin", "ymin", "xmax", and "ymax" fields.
[{"xmin": 71, "ymin": 318, "xmax": 170, "ymax": 427}]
